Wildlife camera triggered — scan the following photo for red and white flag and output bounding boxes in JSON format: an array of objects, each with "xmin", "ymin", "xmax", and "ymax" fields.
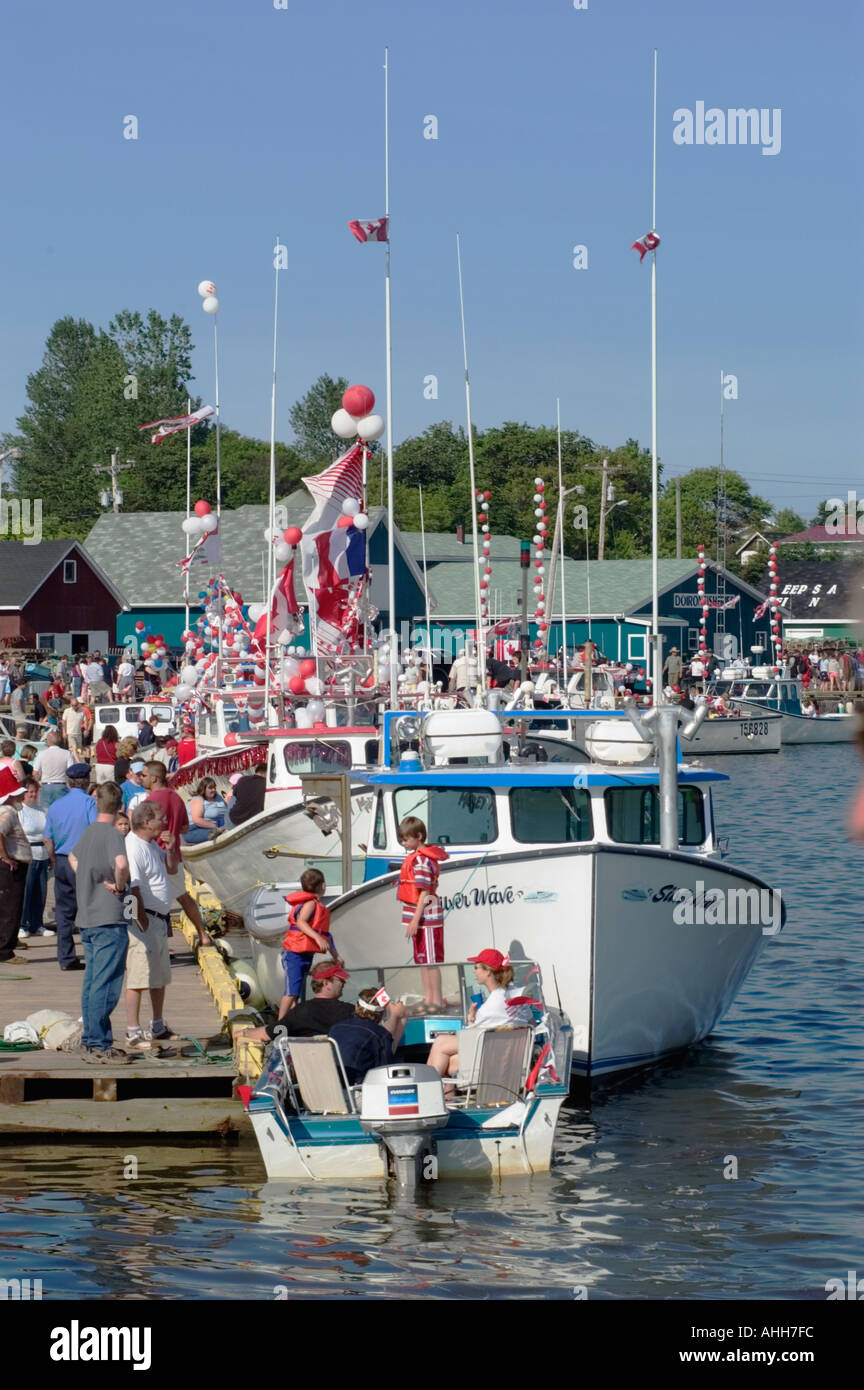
[
  {"xmin": 348, "ymin": 217, "xmax": 389, "ymax": 244},
  {"xmin": 631, "ymin": 230, "xmax": 660, "ymax": 263},
  {"xmin": 754, "ymin": 599, "xmax": 770, "ymax": 619},
  {"xmin": 139, "ymin": 404, "xmax": 215, "ymax": 444},
  {"xmin": 252, "ymin": 557, "xmax": 302, "ymax": 650}
]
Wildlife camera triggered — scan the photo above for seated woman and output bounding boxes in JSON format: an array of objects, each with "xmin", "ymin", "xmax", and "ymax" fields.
[
  {"xmin": 182, "ymin": 777, "xmax": 228, "ymax": 844},
  {"xmin": 426, "ymin": 949, "xmax": 535, "ymax": 1079},
  {"xmin": 328, "ymin": 988, "xmax": 407, "ymax": 1085}
]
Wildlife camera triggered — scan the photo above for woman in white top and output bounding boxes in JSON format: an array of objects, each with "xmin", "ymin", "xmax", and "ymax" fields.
[
  {"xmin": 426, "ymin": 948, "xmax": 535, "ymax": 1077},
  {"xmin": 19, "ymin": 778, "xmax": 53, "ymax": 938},
  {"xmin": 114, "ymin": 658, "xmax": 136, "ymax": 702}
]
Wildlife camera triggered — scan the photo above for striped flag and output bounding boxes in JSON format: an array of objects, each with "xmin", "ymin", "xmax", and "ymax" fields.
[
  {"xmin": 139, "ymin": 404, "xmax": 215, "ymax": 444},
  {"xmin": 300, "ymin": 444, "xmax": 367, "ymax": 649},
  {"xmin": 348, "ymin": 217, "xmax": 389, "ymax": 244},
  {"xmin": 252, "ymin": 558, "xmax": 302, "ymax": 650}
]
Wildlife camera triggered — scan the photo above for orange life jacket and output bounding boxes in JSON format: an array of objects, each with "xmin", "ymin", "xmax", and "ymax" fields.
[
  {"xmin": 396, "ymin": 844, "xmax": 449, "ymax": 905},
  {"xmin": 282, "ymin": 891, "xmax": 331, "ymax": 953}
]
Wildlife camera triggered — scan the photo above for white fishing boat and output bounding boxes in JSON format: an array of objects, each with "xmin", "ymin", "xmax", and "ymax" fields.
[
  {"xmin": 503, "ymin": 704, "xmax": 782, "ymax": 757},
  {"xmin": 708, "ymin": 676, "xmax": 857, "ymax": 744},
  {"xmin": 241, "ymin": 958, "xmax": 573, "ymax": 1184},
  {"xmin": 243, "ymin": 708, "xmax": 783, "ymax": 1086}
]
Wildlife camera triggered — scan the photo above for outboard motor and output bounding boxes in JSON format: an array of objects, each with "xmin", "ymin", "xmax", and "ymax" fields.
[{"xmin": 360, "ymin": 1064, "xmax": 449, "ymax": 1190}]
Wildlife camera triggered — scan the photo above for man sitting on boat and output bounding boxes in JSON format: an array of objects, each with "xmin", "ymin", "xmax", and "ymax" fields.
[
  {"xmin": 238, "ymin": 963, "xmax": 356, "ymax": 1043},
  {"xmin": 328, "ymin": 989, "xmax": 407, "ymax": 1085}
]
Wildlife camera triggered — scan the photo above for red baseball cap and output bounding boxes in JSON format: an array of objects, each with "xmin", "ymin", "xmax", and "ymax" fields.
[
  {"xmin": 467, "ymin": 949, "xmax": 510, "ymax": 970},
  {"xmin": 311, "ymin": 963, "xmax": 350, "ymax": 982}
]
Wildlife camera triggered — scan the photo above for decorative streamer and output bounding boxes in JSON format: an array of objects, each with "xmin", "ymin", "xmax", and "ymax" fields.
[
  {"xmin": 477, "ymin": 489, "xmax": 492, "ymax": 627},
  {"xmin": 532, "ymin": 477, "xmax": 548, "ymax": 651},
  {"xmin": 697, "ymin": 544, "xmax": 708, "ymax": 654},
  {"xmin": 767, "ymin": 543, "xmax": 781, "ymax": 663}
]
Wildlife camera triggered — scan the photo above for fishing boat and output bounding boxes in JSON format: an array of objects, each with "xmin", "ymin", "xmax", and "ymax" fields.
[
  {"xmin": 267, "ymin": 708, "xmax": 782, "ymax": 1086},
  {"xmin": 241, "ymin": 957, "xmax": 572, "ymax": 1184},
  {"xmin": 706, "ymin": 676, "xmax": 857, "ymax": 744},
  {"xmin": 503, "ymin": 703, "xmax": 782, "ymax": 757}
]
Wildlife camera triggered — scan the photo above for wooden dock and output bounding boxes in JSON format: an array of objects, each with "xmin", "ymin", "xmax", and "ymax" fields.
[{"xmin": 0, "ymin": 917, "xmax": 255, "ymax": 1137}]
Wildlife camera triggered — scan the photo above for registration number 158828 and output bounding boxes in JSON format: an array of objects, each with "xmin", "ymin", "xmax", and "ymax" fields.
[{"xmin": 741, "ymin": 720, "xmax": 769, "ymax": 736}]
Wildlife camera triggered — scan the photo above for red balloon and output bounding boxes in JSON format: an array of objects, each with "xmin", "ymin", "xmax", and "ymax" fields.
[
  {"xmin": 342, "ymin": 384, "xmax": 375, "ymax": 417},
  {"xmin": 288, "ymin": 675, "xmax": 305, "ymax": 695},
  {"xmin": 193, "ymin": 500, "xmax": 211, "ymax": 517},
  {"xmin": 299, "ymin": 659, "xmax": 316, "ymax": 678},
  {"xmin": 284, "ymin": 527, "xmax": 303, "ymax": 547},
  {"xmin": 135, "ymin": 622, "xmax": 145, "ymax": 632},
  {"xmin": 483, "ymin": 490, "xmax": 491, "ymax": 500},
  {"xmin": 337, "ymin": 515, "xmax": 353, "ymax": 529}
]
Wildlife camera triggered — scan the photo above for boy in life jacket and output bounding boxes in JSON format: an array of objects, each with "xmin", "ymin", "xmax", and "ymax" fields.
[
  {"xmin": 397, "ymin": 815, "xmax": 449, "ymax": 1012},
  {"xmin": 278, "ymin": 867, "xmax": 343, "ymax": 1019}
]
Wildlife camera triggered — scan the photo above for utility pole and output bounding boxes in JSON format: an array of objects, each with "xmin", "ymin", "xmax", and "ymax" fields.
[
  {"xmin": 519, "ymin": 540, "xmax": 530, "ymax": 683},
  {"xmin": 675, "ymin": 475, "xmax": 682, "ymax": 559},
  {"xmin": 94, "ymin": 452, "xmax": 133, "ymax": 513},
  {"xmin": 585, "ymin": 457, "xmax": 622, "ymax": 561}
]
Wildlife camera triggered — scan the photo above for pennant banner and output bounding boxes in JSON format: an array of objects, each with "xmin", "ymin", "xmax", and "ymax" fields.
[{"xmin": 140, "ymin": 405, "xmax": 215, "ymax": 444}]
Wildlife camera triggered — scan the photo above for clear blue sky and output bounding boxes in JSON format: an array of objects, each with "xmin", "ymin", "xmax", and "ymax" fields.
[{"xmin": 1, "ymin": 0, "xmax": 861, "ymax": 520}]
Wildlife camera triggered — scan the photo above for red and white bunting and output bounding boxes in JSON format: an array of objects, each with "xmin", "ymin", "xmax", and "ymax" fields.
[
  {"xmin": 477, "ymin": 488, "xmax": 492, "ymax": 630},
  {"xmin": 533, "ymin": 477, "xmax": 547, "ymax": 651},
  {"xmin": 697, "ymin": 544, "xmax": 708, "ymax": 653},
  {"xmin": 767, "ymin": 543, "xmax": 781, "ymax": 663}
]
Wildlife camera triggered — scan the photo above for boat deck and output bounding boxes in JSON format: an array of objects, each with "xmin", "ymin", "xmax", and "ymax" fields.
[{"xmin": 0, "ymin": 927, "xmax": 251, "ymax": 1136}]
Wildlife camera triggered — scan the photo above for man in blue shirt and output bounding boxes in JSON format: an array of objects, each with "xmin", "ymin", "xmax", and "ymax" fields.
[
  {"xmin": 44, "ymin": 764, "xmax": 97, "ymax": 970},
  {"xmin": 329, "ymin": 990, "xmax": 407, "ymax": 1084}
]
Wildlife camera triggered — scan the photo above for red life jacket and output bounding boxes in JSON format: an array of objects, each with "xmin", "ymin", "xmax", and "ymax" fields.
[
  {"xmin": 396, "ymin": 844, "xmax": 449, "ymax": 906},
  {"xmin": 282, "ymin": 891, "xmax": 331, "ymax": 953}
]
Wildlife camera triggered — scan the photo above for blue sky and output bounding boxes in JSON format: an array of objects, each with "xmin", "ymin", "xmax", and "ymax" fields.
[{"xmin": 0, "ymin": 0, "xmax": 861, "ymax": 520}]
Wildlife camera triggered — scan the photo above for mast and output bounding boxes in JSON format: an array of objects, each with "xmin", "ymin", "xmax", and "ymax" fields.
[
  {"xmin": 264, "ymin": 236, "xmax": 280, "ymax": 723},
  {"xmin": 456, "ymin": 233, "xmax": 483, "ymax": 700},
  {"xmin": 383, "ymin": 47, "xmax": 397, "ymax": 708},
  {"xmin": 557, "ymin": 398, "xmax": 568, "ymax": 688},
  {"xmin": 418, "ymin": 483, "xmax": 434, "ymax": 686},
  {"xmin": 715, "ymin": 367, "xmax": 728, "ymax": 651},
  {"xmin": 649, "ymin": 47, "xmax": 660, "ymax": 698}
]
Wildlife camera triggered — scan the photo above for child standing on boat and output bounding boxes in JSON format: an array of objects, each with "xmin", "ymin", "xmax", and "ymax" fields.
[
  {"xmin": 397, "ymin": 816, "xmax": 449, "ymax": 1012},
  {"xmin": 279, "ymin": 867, "xmax": 343, "ymax": 1019}
]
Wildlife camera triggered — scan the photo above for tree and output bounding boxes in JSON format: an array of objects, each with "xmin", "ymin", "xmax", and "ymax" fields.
[
  {"xmin": 658, "ymin": 468, "xmax": 772, "ymax": 560},
  {"xmin": 191, "ymin": 429, "xmax": 305, "ymax": 511},
  {"xmin": 288, "ymin": 374, "xmax": 349, "ymax": 464},
  {"xmin": 773, "ymin": 507, "xmax": 806, "ymax": 536}
]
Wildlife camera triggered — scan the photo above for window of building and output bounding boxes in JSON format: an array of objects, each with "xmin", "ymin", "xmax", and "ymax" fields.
[
  {"xmin": 63, "ymin": 560, "xmax": 77, "ymax": 584},
  {"xmin": 510, "ymin": 786, "xmax": 593, "ymax": 843},
  {"xmin": 393, "ymin": 786, "xmax": 497, "ymax": 846},
  {"xmin": 603, "ymin": 785, "xmax": 705, "ymax": 846},
  {"xmin": 36, "ymin": 634, "xmax": 55, "ymax": 651},
  {"xmin": 687, "ymin": 627, "xmax": 699, "ymax": 651},
  {"xmin": 627, "ymin": 633, "xmax": 647, "ymax": 661}
]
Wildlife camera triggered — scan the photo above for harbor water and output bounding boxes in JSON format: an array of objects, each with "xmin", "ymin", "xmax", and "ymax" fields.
[{"xmin": 1, "ymin": 744, "xmax": 860, "ymax": 1300}]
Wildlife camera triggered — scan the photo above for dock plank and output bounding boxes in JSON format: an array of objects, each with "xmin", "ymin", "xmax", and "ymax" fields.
[{"xmin": 0, "ymin": 1098, "xmax": 245, "ymax": 1135}]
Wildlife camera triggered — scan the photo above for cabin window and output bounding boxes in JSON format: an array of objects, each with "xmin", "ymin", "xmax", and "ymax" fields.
[
  {"xmin": 99, "ymin": 707, "xmax": 120, "ymax": 724},
  {"xmin": 63, "ymin": 559, "xmax": 77, "ymax": 584},
  {"xmin": 283, "ymin": 740, "xmax": 351, "ymax": 774},
  {"xmin": 603, "ymin": 786, "xmax": 705, "ymax": 846},
  {"xmin": 372, "ymin": 793, "xmax": 387, "ymax": 850},
  {"xmin": 510, "ymin": 786, "xmax": 593, "ymax": 843},
  {"xmin": 393, "ymin": 787, "xmax": 497, "ymax": 846},
  {"xmin": 364, "ymin": 738, "xmax": 380, "ymax": 766}
]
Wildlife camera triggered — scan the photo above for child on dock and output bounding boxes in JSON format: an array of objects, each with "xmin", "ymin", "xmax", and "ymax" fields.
[
  {"xmin": 278, "ymin": 868, "xmax": 343, "ymax": 1020},
  {"xmin": 397, "ymin": 816, "xmax": 449, "ymax": 1012}
]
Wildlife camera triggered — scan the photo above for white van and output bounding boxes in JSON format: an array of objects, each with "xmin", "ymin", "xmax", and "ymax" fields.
[{"xmin": 93, "ymin": 702, "xmax": 177, "ymax": 743}]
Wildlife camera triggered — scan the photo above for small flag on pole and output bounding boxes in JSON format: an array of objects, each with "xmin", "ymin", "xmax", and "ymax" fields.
[
  {"xmin": 631, "ymin": 230, "xmax": 660, "ymax": 263},
  {"xmin": 139, "ymin": 405, "xmax": 215, "ymax": 444},
  {"xmin": 348, "ymin": 217, "xmax": 389, "ymax": 244}
]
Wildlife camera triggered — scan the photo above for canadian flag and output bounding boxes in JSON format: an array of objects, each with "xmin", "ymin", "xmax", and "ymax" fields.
[
  {"xmin": 252, "ymin": 557, "xmax": 302, "ymax": 651},
  {"xmin": 348, "ymin": 217, "xmax": 389, "ymax": 243},
  {"xmin": 631, "ymin": 230, "xmax": 660, "ymax": 262},
  {"xmin": 139, "ymin": 404, "xmax": 215, "ymax": 443}
]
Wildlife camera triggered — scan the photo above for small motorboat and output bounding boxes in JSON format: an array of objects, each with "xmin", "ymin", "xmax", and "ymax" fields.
[{"xmin": 242, "ymin": 959, "xmax": 572, "ymax": 1185}]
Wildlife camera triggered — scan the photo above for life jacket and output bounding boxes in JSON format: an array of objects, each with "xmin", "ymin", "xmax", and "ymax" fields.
[
  {"xmin": 396, "ymin": 844, "xmax": 449, "ymax": 906},
  {"xmin": 282, "ymin": 890, "xmax": 331, "ymax": 953}
]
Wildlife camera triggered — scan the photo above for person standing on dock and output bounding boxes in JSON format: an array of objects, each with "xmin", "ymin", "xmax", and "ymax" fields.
[
  {"xmin": 43, "ymin": 764, "xmax": 97, "ymax": 972},
  {"xmin": 142, "ymin": 761, "xmax": 211, "ymax": 949},
  {"xmin": 68, "ymin": 783, "xmax": 131, "ymax": 1064},
  {"xmin": 0, "ymin": 769, "xmax": 31, "ymax": 966},
  {"xmin": 124, "ymin": 800, "xmax": 176, "ymax": 1051}
]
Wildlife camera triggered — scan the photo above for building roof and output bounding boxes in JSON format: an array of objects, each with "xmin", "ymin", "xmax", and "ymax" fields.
[
  {"xmin": 0, "ymin": 540, "xmax": 126, "ymax": 611},
  {"xmin": 779, "ymin": 524, "xmax": 864, "ymax": 545},
  {"xmin": 766, "ymin": 560, "xmax": 864, "ymax": 620},
  {"xmin": 424, "ymin": 558, "xmax": 707, "ymax": 618},
  {"xmin": 402, "ymin": 531, "xmax": 524, "ymax": 562}
]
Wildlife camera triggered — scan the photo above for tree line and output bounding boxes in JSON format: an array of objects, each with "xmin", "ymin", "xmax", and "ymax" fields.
[{"xmin": 1, "ymin": 313, "xmax": 824, "ymax": 570}]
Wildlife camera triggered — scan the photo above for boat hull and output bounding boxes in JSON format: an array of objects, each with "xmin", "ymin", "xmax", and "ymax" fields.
[
  {"xmin": 315, "ymin": 844, "xmax": 776, "ymax": 1083},
  {"xmin": 776, "ymin": 712, "xmax": 856, "ymax": 744},
  {"xmin": 682, "ymin": 713, "xmax": 782, "ymax": 755}
]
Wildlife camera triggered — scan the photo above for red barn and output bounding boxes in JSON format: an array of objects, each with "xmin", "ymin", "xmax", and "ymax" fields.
[{"xmin": 0, "ymin": 541, "xmax": 126, "ymax": 655}]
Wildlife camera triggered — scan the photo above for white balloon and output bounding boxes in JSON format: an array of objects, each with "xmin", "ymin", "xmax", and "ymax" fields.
[
  {"xmin": 274, "ymin": 541, "xmax": 293, "ymax": 564},
  {"xmin": 331, "ymin": 408, "xmax": 359, "ymax": 439},
  {"xmin": 246, "ymin": 603, "xmax": 266, "ymax": 622},
  {"xmin": 307, "ymin": 699, "xmax": 325, "ymax": 723},
  {"xmin": 263, "ymin": 526, "xmax": 281, "ymax": 543},
  {"xmin": 294, "ymin": 646, "xmax": 306, "ymax": 657},
  {"xmin": 202, "ymin": 295, "xmax": 220, "ymax": 314},
  {"xmin": 304, "ymin": 676, "xmax": 324, "ymax": 697},
  {"xmin": 180, "ymin": 665, "xmax": 198, "ymax": 684},
  {"xmin": 294, "ymin": 707, "xmax": 313, "ymax": 729},
  {"xmin": 341, "ymin": 497, "xmax": 360, "ymax": 517},
  {"xmin": 276, "ymin": 628, "xmax": 293, "ymax": 646},
  {"xmin": 200, "ymin": 513, "xmax": 218, "ymax": 533},
  {"xmin": 282, "ymin": 658, "xmax": 300, "ymax": 679},
  {"xmin": 174, "ymin": 684, "xmax": 191, "ymax": 702},
  {"xmin": 354, "ymin": 513, "xmax": 369, "ymax": 530},
  {"xmin": 182, "ymin": 516, "xmax": 203, "ymax": 535},
  {"xmin": 198, "ymin": 280, "xmax": 216, "ymax": 297},
  {"xmin": 356, "ymin": 413, "xmax": 385, "ymax": 441}
]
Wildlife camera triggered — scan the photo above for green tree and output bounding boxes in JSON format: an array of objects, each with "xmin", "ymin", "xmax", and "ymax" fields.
[
  {"xmin": 659, "ymin": 468, "xmax": 771, "ymax": 560},
  {"xmin": 192, "ymin": 429, "xmax": 305, "ymax": 511},
  {"xmin": 288, "ymin": 374, "xmax": 350, "ymax": 464},
  {"xmin": 773, "ymin": 507, "xmax": 806, "ymax": 535}
]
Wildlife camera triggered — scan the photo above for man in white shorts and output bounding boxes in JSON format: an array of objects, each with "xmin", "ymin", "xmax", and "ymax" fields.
[
  {"xmin": 123, "ymin": 799, "xmax": 177, "ymax": 1051},
  {"xmin": 83, "ymin": 654, "xmax": 109, "ymax": 707}
]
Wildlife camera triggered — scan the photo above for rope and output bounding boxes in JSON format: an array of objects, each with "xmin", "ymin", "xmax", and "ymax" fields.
[{"xmin": 175, "ymin": 1035, "xmax": 234, "ymax": 1065}]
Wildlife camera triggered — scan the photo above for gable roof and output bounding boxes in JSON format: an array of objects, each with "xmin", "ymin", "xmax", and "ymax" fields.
[
  {"xmin": 779, "ymin": 524, "xmax": 864, "ymax": 545},
  {"xmin": 0, "ymin": 540, "xmax": 127, "ymax": 611}
]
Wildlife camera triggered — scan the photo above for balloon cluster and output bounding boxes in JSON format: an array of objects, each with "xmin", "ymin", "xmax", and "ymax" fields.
[
  {"xmin": 263, "ymin": 524, "xmax": 303, "ymax": 568},
  {"xmin": 768, "ymin": 543, "xmax": 781, "ymax": 656},
  {"xmin": 532, "ymin": 478, "xmax": 548, "ymax": 646},
  {"xmin": 133, "ymin": 623, "xmax": 169, "ymax": 670},
  {"xmin": 697, "ymin": 545, "xmax": 708, "ymax": 652},
  {"xmin": 330, "ymin": 384, "xmax": 385, "ymax": 443},
  {"xmin": 182, "ymin": 498, "xmax": 218, "ymax": 539},
  {"xmin": 198, "ymin": 280, "xmax": 219, "ymax": 315},
  {"xmin": 337, "ymin": 497, "xmax": 370, "ymax": 532},
  {"xmin": 476, "ymin": 490, "xmax": 492, "ymax": 625}
]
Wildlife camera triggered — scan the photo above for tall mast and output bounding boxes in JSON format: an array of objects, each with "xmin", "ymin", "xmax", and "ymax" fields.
[
  {"xmin": 264, "ymin": 237, "xmax": 280, "ymax": 721},
  {"xmin": 456, "ymin": 233, "xmax": 483, "ymax": 699},
  {"xmin": 383, "ymin": 47, "xmax": 397, "ymax": 708},
  {"xmin": 650, "ymin": 47, "xmax": 660, "ymax": 698}
]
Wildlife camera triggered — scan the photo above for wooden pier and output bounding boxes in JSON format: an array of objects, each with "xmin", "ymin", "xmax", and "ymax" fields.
[{"xmin": 0, "ymin": 915, "xmax": 255, "ymax": 1137}]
